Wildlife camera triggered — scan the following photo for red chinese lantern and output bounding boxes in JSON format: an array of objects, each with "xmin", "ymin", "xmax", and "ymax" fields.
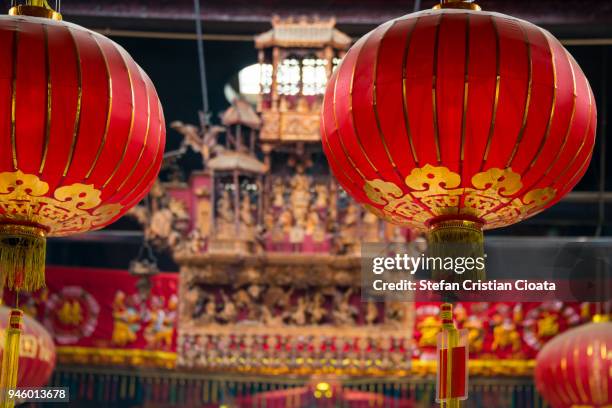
[
  {"xmin": 0, "ymin": 2, "xmax": 166, "ymax": 292},
  {"xmin": 0, "ymin": 306, "xmax": 56, "ymax": 388},
  {"xmin": 535, "ymin": 319, "xmax": 611, "ymax": 408},
  {"xmin": 321, "ymin": 0, "xmax": 596, "ymax": 252},
  {"xmin": 0, "ymin": 2, "xmax": 165, "ymax": 397}
]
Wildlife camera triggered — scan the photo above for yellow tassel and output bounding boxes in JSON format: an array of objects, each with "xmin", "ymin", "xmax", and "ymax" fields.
[
  {"xmin": 0, "ymin": 225, "xmax": 46, "ymax": 292},
  {"xmin": 0, "ymin": 309, "xmax": 23, "ymax": 408},
  {"xmin": 428, "ymin": 220, "xmax": 485, "ymax": 283}
]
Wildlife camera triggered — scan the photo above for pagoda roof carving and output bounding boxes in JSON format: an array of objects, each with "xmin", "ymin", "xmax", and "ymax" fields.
[
  {"xmin": 255, "ymin": 15, "xmax": 351, "ymax": 50},
  {"xmin": 222, "ymin": 98, "xmax": 262, "ymax": 129},
  {"xmin": 207, "ymin": 151, "xmax": 267, "ymax": 174}
]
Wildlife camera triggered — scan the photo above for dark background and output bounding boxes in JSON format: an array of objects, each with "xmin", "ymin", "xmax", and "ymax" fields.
[{"xmin": 1, "ymin": 0, "xmax": 610, "ymax": 270}]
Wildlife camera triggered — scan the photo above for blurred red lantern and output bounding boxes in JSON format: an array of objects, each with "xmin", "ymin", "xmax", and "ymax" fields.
[
  {"xmin": 321, "ymin": 0, "xmax": 596, "ymax": 248},
  {"xmin": 535, "ymin": 320, "xmax": 611, "ymax": 408},
  {"xmin": 0, "ymin": 306, "xmax": 56, "ymax": 388},
  {"xmin": 0, "ymin": 2, "xmax": 166, "ymax": 292}
]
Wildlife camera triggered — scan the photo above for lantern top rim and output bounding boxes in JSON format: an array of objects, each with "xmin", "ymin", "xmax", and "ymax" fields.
[{"xmin": 8, "ymin": 4, "xmax": 62, "ymax": 21}]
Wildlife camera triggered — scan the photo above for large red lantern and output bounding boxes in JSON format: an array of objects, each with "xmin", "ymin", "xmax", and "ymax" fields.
[
  {"xmin": 321, "ymin": 0, "xmax": 596, "ymax": 250},
  {"xmin": 0, "ymin": 2, "xmax": 166, "ymax": 292},
  {"xmin": 0, "ymin": 306, "xmax": 56, "ymax": 388},
  {"xmin": 535, "ymin": 319, "xmax": 611, "ymax": 408}
]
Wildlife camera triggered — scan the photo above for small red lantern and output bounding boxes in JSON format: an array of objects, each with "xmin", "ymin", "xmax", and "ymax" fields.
[
  {"xmin": 535, "ymin": 319, "xmax": 612, "ymax": 408},
  {"xmin": 321, "ymin": 0, "xmax": 596, "ymax": 250},
  {"xmin": 0, "ymin": 2, "xmax": 166, "ymax": 292},
  {"xmin": 0, "ymin": 306, "xmax": 56, "ymax": 388}
]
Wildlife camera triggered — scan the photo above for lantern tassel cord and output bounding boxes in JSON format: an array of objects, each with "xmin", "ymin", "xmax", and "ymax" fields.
[
  {"xmin": 0, "ymin": 225, "xmax": 46, "ymax": 292},
  {"xmin": 443, "ymin": 327, "xmax": 460, "ymax": 408},
  {"xmin": 428, "ymin": 220, "xmax": 485, "ymax": 291},
  {"xmin": 437, "ymin": 304, "xmax": 467, "ymax": 408},
  {"xmin": 0, "ymin": 309, "xmax": 23, "ymax": 408}
]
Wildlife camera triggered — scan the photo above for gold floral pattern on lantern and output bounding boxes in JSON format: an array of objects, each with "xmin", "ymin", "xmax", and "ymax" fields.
[
  {"xmin": 0, "ymin": 170, "xmax": 123, "ymax": 236},
  {"xmin": 363, "ymin": 166, "xmax": 556, "ymax": 230}
]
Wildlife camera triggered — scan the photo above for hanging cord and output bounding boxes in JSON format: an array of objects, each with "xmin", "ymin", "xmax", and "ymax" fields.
[
  {"xmin": 601, "ymin": 48, "xmax": 609, "ymax": 316},
  {"xmin": 140, "ymin": 195, "xmax": 157, "ymax": 265},
  {"xmin": 595, "ymin": 48, "xmax": 607, "ymax": 237},
  {"xmin": 193, "ymin": 0, "xmax": 210, "ymax": 124},
  {"xmin": 133, "ymin": 195, "xmax": 158, "ymax": 267}
]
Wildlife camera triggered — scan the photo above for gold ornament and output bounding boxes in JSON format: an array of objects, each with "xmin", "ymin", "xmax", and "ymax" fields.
[{"xmin": 0, "ymin": 170, "xmax": 122, "ymax": 291}]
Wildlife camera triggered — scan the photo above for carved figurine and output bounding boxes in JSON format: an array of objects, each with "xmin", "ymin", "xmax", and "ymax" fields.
[
  {"xmin": 290, "ymin": 297, "xmax": 307, "ymax": 326},
  {"xmin": 144, "ymin": 296, "xmax": 172, "ymax": 349},
  {"xmin": 218, "ymin": 190, "xmax": 234, "ymax": 222},
  {"xmin": 537, "ymin": 312, "xmax": 559, "ymax": 338},
  {"xmin": 170, "ymin": 120, "xmax": 225, "ymax": 163},
  {"xmin": 196, "ymin": 195, "xmax": 211, "ymax": 238},
  {"xmin": 203, "ymin": 297, "xmax": 217, "ymax": 324},
  {"xmin": 309, "ymin": 292, "xmax": 326, "ymax": 324},
  {"xmin": 417, "ymin": 316, "xmax": 441, "ymax": 348},
  {"xmin": 216, "ymin": 190, "xmax": 234, "ymax": 237},
  {"xmin": 156, "ymin": 295, "xmax": 177, "ymax": 349},
  {"xmin": 219, "ymin": 291, "xmax": 237, "ymax": 323},
  {"xmin": 235, "ymin": 289, "xmax": 258, "ymax": 321},
  {"xmin": 240, "ymin": 195, "xmax": 254, "ymax": 227},
  {"xmin": 264, "ymin": 286, "xmax": 294, "ymax": 310},
  {"xmin": 309, "ymin": 212, "xmax": 326, "ymax": 243},
  {"xmin": 365, "ymin": 301, "xmax": 379, "ymax": 325},
  {"xmin": 289, "ymin": 168, "xmax": 311, "ymax": 223},
  {"xmin": 261, "ymin": 305, "xmax": 284, "ymax": 327},
  {"xmin": 149, "ymin": 208, "xmax": 174, "ymax": 242},
  {"xmin": 385, "ymin": 301, "xmax": 406, "ymax": 328},
  {"xmin": 272, "ymin": 180, "xmax": 285, "ymax": 208},
  {"xmin": 193, "ymin": 291, "xmax": 217, "ymax": 324},
  {"xmin": 314, "ymin": 184, "xmax": 328, "ymax": 210},
  {"xmin": 491, "ymin": 319, "xmax": 521, "ymax": 352},
  {"xmin": 332, "ymin": 288, "xmax": 357, "ymax": 326},
  {"xmin": 111, "ymin": 291, "xmax": 139, "ymax": 346}
]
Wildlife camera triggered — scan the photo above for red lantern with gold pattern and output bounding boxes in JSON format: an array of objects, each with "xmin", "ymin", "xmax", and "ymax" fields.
[
  {"xmin": 0, "ymin": 2, "xmax": 166, "ymax": 292},
  {"xmin": 535, "ymin": 319, "xmax": 612, "ymax": 408},
  {"xmin": 321, "ymin": 0, "xmax": 596, "ymax": 255},
  {"xmin": 0, "ymin": 306, "xmax": 56, "ymax": 388}
]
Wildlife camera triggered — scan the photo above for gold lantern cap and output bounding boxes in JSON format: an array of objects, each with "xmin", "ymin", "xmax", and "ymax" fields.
[
  {"xmin": 433, "ymin": 0, "xmax": 482, "ymax": 11},
  {"xmin": 9, "ymin": 0, "xmax": 62, "ymax": 21}
]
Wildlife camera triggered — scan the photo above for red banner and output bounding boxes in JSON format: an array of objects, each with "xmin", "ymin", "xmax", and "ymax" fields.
[{"xmin": 3, "ymin": 266, "xmax": 179, "ymax": 367}]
